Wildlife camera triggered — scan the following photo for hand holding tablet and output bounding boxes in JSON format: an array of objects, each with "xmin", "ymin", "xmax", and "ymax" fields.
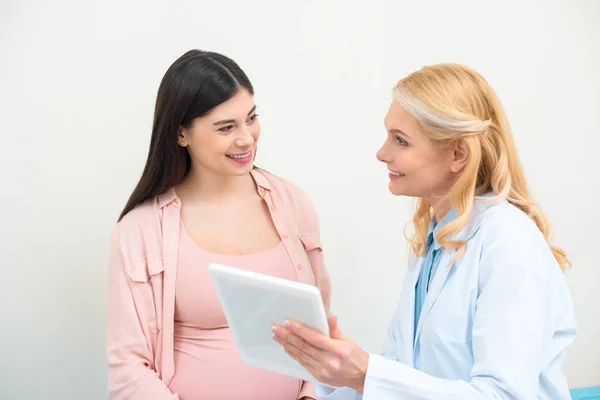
[{"xmin": 207, "ymin": 263, "xmax": 330, "ymax": 382}]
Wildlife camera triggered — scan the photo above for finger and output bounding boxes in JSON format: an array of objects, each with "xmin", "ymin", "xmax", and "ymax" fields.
[
  {"xmin": 327, "ymin": 315, "xmax": 339, "ymax": 337},
  {"xmin": 277, "ymin": 327, "xmax": 331, "ymax": 363},
  {"xmin": 286, "ymin": 320, "xmax": 339, "ymax": 352},
  {"xmin": 275, "ymin": 331, "xmax": 324, "ymax": 377},
  {"xmin": 272, "ymin": 324, "xmax": 286, "ymax": 339},
  {"xmin": 283, "ymin": 338, "xmax": 321, "ymax": 370},
  {"xmin": 285, "ymin": 345, "xmax": 323, "ymax": 382},
  {"xmin": 327, "ymin": 315, "xmax": 346, "ymax": 340}
]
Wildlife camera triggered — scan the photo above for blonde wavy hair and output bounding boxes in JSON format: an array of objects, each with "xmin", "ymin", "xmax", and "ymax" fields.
[{"xmin": 394, "ymin": 63, "xmax": 570, "ymax": 271}]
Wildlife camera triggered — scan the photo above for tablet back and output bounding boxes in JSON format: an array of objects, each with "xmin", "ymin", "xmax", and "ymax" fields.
[{"xmin": 207, "ymin": 263, "xmax": 329, "ymax": 382}]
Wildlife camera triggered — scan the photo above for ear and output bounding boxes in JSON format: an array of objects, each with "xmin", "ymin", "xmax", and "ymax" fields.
[
  {"xmin": 177, "ymin": 126, "xmax": 187, "ymax": 147},
  {"xmin": 450, "ymin": 139, "xmax": 468, "ymax": 173}
]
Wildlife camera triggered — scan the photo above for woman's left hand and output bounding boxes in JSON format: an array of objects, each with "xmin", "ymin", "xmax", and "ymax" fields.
[{"xmin": 272, "ymin": 315, "xmax": 369, "ymax": 393}]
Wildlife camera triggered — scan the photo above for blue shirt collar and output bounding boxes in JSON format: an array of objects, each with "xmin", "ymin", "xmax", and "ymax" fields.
[
  {"xmin": 427, "ymin": 207, "xmax": 457, "ymax": 251},
  {"xmin": 426, "ymin": 191, "xmax": 501, "ymax": 251}
]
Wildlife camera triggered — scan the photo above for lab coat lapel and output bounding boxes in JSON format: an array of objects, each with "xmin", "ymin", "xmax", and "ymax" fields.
[
  {"xmin": 413, "ymin": 249, "xmax": 456, "ymax": 346},
  {"xmin": 398, "ymin": 255, "xmax": 423, "ymax": 366}
]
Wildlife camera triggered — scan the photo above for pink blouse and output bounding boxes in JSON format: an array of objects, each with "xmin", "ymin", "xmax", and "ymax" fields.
[
  {"xmin": 107, "ymin": 169, "xmax": 331, "ymax": 400},
  {"xmin": 168, "ymin": 223, "xmax": 303, "ymax": 399}
]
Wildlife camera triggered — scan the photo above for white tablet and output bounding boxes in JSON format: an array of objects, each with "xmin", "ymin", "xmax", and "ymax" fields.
[{"xmin": 207, "ymin": 263, "xmax": 330, "ymax": 382}]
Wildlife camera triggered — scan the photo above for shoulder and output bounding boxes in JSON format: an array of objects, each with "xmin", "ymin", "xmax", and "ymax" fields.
[
  {"xmin": 477, "ymin": 200, "xmax": 546, "ymax": 247},
  {"xmin": 253, "ymin": 169, "xmax": 321, "ymax": 239},
  {"xmin": 472, "ymin": 200, "xmax": 558, "ymax": 276},
  {"xmin": 254, "ymin": 168, "xmax": 318, "ymax": 217},
  {"xmin": 118, "ymin": 197, "xmax": 160, "ymax": 232},
  {"xmin": 110, "ymin": 195, "xmax": 163, "ymax": 255}
]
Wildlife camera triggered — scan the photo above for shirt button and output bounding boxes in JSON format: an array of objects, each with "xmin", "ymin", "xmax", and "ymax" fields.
[
  {"xmin": 258, "ymin": 188, "xmax": 266, "ymax": 196},
  {"xmin": 297, "ymin": 264, "xmax": 303, "ymax": 270}
]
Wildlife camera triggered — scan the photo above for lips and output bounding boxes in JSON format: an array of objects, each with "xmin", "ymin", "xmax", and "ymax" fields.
[
  {"xmin": 389, "ymin": 170, "xmax": 405, "ymax": 177},
  {"xmin": 226, "ymin": 150, "xmax": 253, "ymax": 165},
  {"xmin": 226, "ymin": 151, "xmax": 252, "ymax": 159}
]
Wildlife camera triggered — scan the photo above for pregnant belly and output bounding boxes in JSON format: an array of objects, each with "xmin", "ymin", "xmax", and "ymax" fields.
[{"xmin": 168, "ymin": 325, "xmax": 302, "ymax": 400}]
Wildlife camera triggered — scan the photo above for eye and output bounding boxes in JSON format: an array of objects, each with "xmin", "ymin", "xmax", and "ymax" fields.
[
  {"xmin": 396, "ymin": 136, "xmax": 408, "ymax": 146},
  {"xmin": 247, "ymin": 113, "xmax": 259, "ymax": 123},
  {"xmin": 218, "ymin": 125, "xmax": 234, "ymax": 133}
]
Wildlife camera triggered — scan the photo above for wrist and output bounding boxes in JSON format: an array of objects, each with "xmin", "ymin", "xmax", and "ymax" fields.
[{"xmin": 351, "ymin": 350, "xmax": 369, "ymax": 393}]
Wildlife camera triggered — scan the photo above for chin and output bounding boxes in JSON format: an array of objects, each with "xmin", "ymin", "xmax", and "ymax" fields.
[
  {"xmin": 390, "ymin": 189, "xmax": 409, "ymax": 197},
  {"xmin": 231, "ymin": 164, "xmax": 255, "ymax": 175},
  {"xmin": 388, "ymin": 182, "xmax": 405, "ymax": 196},
  {"xmin": 388, "ymin": 182, "xmax": 420, "ymax": 198}
]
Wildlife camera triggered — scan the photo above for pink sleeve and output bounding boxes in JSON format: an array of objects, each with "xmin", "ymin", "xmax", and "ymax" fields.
[
  {"xmin": 298, "ymin": 381, "xmax": 318, "ymax": 399},
  {"xmin": 296, "ymin": 189, "xmax": 332, "ymax": 311},
  {"xmin": 107, "ymin": 227, "xmax": 179, "ymax": 400},
  {"xmin": 303, "ymin": 237, "xmax": 331, "ymax": 310}
]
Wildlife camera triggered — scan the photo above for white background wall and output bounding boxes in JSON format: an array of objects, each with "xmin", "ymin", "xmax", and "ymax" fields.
[{"xmin": 1, "ymin": 0, "xmax": 599, "ymax": 398}]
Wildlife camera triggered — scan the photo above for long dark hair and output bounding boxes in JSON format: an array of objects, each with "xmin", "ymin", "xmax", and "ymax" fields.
[{"xmin": 118, "ymin": 50, "xmax": 254, "ymax": 221}]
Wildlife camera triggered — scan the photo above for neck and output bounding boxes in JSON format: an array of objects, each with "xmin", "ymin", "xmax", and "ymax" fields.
[
  {"xmin": 178, "ymin": 165, "xmax": 257, "ymax": 204},
  {"xmin": 427, "ymin": 195, "xmax": 452, "ymax": 223}
]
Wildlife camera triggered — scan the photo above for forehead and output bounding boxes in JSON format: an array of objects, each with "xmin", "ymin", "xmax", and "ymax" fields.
[
  {"xmin": 384, "ymin": 97, "xmax": 414, "ymax": 128},
  {"xmin": 206, "ymin": 89, "xmax": 255, "ymax": 119}
]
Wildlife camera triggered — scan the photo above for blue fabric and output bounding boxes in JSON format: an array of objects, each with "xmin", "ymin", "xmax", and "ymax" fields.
[
  {"xmin": 413, "ymin": 209, "xmax": 456, "ymax": 342},
  {"xmin": 570, "ymin": 386, "xmax": 600, "ymax": 400},
  {"xmin": 322, "ymin": 197, "xmax": 577, "ymax": 399}
]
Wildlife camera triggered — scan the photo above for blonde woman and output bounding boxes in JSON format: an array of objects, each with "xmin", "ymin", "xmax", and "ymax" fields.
[{"xmin": 273, "ymin": 64, "xmax": 577, "ymax": 399}]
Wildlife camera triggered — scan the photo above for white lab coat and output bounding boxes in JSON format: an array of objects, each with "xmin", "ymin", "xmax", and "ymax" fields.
[{"xmin": 320, "ymin": 199, "xmax": 577, "ymax": 400}]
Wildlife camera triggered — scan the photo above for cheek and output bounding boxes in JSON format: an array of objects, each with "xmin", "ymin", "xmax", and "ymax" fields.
[
  {"xmin": 194, "ymin": 135, "xmax": 230, "ymax": 156},
  {"xmin": 400, "ymin": 149, "xmax": 447, "ymax": 182},
  {"xmin": 391, "ymin": 149, "xmax": 422, "ymax": 174},
  {"xmin": 252, "ymin": 122, "xmax": 261, "ymax": 141},
  {"xmin": 417, "ymin": 153, "xmax": 452, "ymax": 185}
]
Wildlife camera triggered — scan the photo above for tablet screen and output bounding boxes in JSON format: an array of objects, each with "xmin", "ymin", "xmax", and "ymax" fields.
[{"xmin": 208, "ymin": 263, "xmax": 329, "ymax": 382}]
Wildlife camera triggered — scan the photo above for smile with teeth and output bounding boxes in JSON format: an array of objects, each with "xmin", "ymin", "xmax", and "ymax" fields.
[
  {"xmin": 227, "ymin": 151, "xmax": 251, "ymax": 159},
  {"xmin": 389, "ymin": 170, "xmax": 405, "ymax": 176}
]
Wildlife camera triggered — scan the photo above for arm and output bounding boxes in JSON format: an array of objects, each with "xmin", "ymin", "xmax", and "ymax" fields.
[
  {"xmin": 298, "ymin": 382, "xmax": 317, "ymax": 399},
  {"xmin": 291, "ymin": 186, "xmax": 332, "ymax": 397},
  {"xmin": 260, "ymin": 171, "xmax": 332, "ymax": 310},
  {"xmin": 304, "ymin": 238, "xmax": 332, "ymax": 310},
  {"xmin": 277, "ymin": 220, "xmax": 551, "ymax": 400},
  {"xmin": 298, "ymin": 208, "xmax": 331, "ymax": 399},
  {"xmin": 317, "ymin": 303, "xmax": 404, "ymax": 400},
  {"xmin": 363, "ymin": 226, "xmax": 549, "ymax": 399},
  {"xmin": 107, "ymin": 227, "xmax": 179, "ymax": 400},
  {"xmin": 294, "ymin": 190, "xmax": 331, "ymax": 310}
]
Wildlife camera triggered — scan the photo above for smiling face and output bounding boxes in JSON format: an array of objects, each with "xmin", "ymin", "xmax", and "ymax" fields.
[
  {"xmin": 178, "ymin": 88, "xmax": 260, "ymax": 177},
  {"xmin": 376, "ymin": 97, "xmax": 459, "ymax": 200}
]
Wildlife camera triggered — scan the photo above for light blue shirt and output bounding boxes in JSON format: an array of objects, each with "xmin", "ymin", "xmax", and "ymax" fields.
[
  {"xmin": 319, "ymin": 198, "xmax": 577, "ymax": 400},
  {"xmin": 413, "ymin": 209, "xmax": 455, "ymax": 346}
]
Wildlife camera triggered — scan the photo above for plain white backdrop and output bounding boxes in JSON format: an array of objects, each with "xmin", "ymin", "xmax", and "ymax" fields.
[{"xmin": 1, "ymin": 0, "xmax": 599, "ymax": 398}]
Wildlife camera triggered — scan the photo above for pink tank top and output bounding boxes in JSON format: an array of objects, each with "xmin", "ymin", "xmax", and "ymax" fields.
[{"xmin": 167, "ymin": 222, "xmax": 302, "ymax": 400}]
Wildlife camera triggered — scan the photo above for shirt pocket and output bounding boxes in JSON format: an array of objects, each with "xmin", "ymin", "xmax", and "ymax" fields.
[
  {"xmin": 298, "ymin": 233, "xmax": 324, "ymax": 286},
  {"xmin": 126, "ymin": 255, "xmax": 164, "ymax": 332}
]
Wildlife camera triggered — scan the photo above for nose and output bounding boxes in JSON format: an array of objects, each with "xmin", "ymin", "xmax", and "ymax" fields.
[
  {"xmin": 235, "ymin": 129, "xmax": 255, "ymax": 149},
  {"xmin": 376, "ymin": 142, "xmax": 389, "ymax": 164}
]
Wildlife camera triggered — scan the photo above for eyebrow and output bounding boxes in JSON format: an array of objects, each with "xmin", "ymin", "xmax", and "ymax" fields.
[
  {"xmin": 213, "ymin": 105, "xmax": 257, "ymax": 126},
  {"xmin": 390, "ymin": 128, "xmax": 411, "ymax": 139}
]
